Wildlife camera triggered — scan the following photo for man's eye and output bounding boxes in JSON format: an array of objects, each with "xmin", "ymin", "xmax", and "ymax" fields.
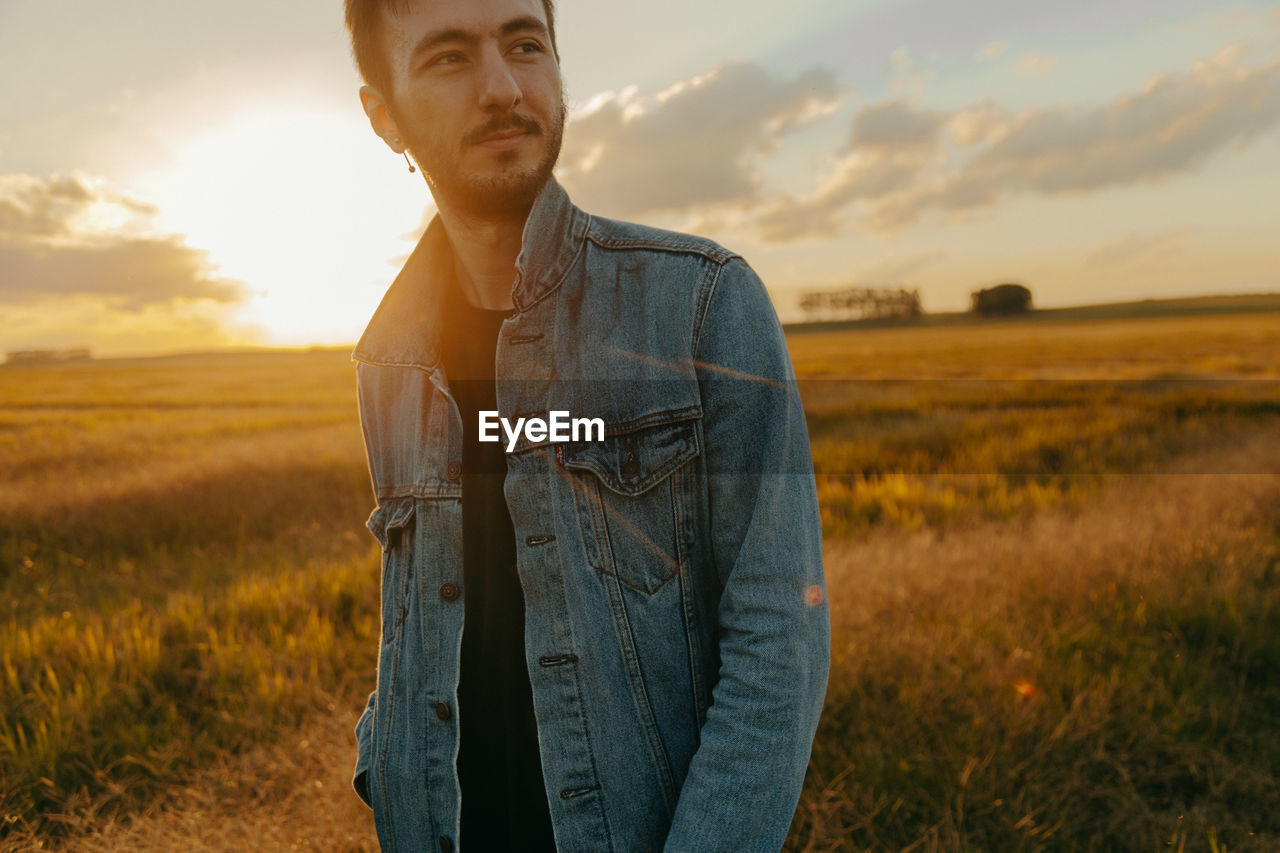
[
  {"xmin": 431, "ymin": 52, "xmax": 466, "ymax": 67},
  {"xmin": 511, "ymin": 41, "xmax": 543, "ymax": 54}
]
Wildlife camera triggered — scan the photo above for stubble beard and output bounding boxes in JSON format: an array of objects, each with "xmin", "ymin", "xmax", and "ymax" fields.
[{"xmin": 398, "ymin": 99, "xmax": 567, "ymax": 221}]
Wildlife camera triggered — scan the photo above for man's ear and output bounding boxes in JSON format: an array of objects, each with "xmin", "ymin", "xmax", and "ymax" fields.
[{"xmin": 360, "ymin": 85, "xmax": 404, "ymax": 153}]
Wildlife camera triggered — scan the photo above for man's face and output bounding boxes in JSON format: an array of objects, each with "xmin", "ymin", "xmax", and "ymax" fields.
[{"xmin": 376, "ymin": 0, "xmax": 564, "ymax": 218}]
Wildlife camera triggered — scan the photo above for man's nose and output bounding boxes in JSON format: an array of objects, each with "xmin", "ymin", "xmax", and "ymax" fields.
[{"xmin": 477, "ymin": 46, "xmax": 522, "ymax": 112}]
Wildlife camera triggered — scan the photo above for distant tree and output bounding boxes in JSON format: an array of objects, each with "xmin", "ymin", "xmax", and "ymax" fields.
[
  {"xmin": 800, "ymin": 286, "xmax": 923, "ymax": 322},
  {"xmin": 970, "ymin": 283, "xmax": 1032, "ymax": 315},
  {"xmin": 5, "ymin": 348, "xmax": 92, "ymax": 365}
]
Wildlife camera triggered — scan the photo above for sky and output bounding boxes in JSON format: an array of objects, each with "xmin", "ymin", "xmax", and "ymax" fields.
[{"xmin": 1, "ymin": 0, "xmax": 1278, "ymax": 356}]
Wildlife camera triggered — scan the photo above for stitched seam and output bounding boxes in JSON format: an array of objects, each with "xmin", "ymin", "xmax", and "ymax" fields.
[
  {"xmin": 600, "ymin": 406, "xmax": 702, "ymax": 436},
  {"xmin": 505, "ymin": 406, "xmax": 702, "ymax": 455},
  {"xmin": 603, "ymin": 560, "xmax": 679, "ymax": 806},
  {"xmin": 691, "ymin": 258, "xmax": 728, "ymax": 364},
  {"xmin": 351, "ymin": 353, "xmax": 441, "ymax": 374},
  {"xmin": 516, "ymin": 212, "xmax": 591, "ymax": 313},
  {"xmin": 585, "ymin": 230, "xmax": 738, "ymax": 264},
  {"xmin": 374, "ymin": 487, "xmax": 460, "ymax": 500},
  {"xmin": 565, "ymin": 445, "xmax": 696, "ymax": 498},
  {"xmin": 590, "ymin": 477, "xmax": 682, "ymax": 594},
  {"xmin": 558, "ymin": 567, "xmax": 616, "ymax": 849},
  {"xmin": 673, "ymin": 462, "xmax": 706, "ymax": 726},
  {"xmin": 374, "ymin": 567, "xmax": 402, "ymax": 852},
  {"xmin": 567, "ymin": 469, "xmax": 608, "ymax": 574}
]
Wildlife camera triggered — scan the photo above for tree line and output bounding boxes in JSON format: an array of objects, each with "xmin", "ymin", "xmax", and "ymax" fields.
[{"xmin": 798, "ymin": 282, "xmax": 1032, "ymax": 322}]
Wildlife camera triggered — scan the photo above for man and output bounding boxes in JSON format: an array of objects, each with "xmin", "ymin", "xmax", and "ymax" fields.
[{"xmin": 343, "ymin": 0, "xmax": 829, "ymax": 850}]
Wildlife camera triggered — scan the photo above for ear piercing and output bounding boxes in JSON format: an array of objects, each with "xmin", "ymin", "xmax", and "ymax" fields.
[{"xmin": 392, "ymin": 137, "xmax": 416, "ymax": 173}]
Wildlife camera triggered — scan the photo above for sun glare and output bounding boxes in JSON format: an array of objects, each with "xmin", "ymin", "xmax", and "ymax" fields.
[{"xmin": 133, "ymin": 109, "xmax": 430, "ymax": 347}]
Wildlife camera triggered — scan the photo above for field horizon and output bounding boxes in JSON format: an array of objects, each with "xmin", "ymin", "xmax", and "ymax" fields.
[
  {"xmin": 4, "ymin": 290, "xmax": 1277, "ymax": 366},
  {"xmin": 783, "ymin": 291, "xmax": 1280, "ymax": 336}
]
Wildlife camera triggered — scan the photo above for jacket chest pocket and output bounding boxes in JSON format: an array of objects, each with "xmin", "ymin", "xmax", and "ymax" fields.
[
  {"xmin": 366, "ymin": 497, "xmax": 416, "ymax": 644},
  {"xmin": 561, "ymin": 417, "xmax": 700, "ymax": 595}
]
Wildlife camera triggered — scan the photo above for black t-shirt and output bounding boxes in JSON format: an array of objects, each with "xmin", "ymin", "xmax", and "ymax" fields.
[{"xmin": 440, "ymin": 273, "xmax": 557, "ymax": 852}]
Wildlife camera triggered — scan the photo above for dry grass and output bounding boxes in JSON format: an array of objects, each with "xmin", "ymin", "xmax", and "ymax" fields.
[
  {"xmin": 786, "ymin": 313, "xmax": 1280, "ymax": 379},
  {"xmin": 3, "ymin": 690, "xmax": 375, "ymax": 852},
  {"xmin": 1, "ymin": 350, "xmax": 379, "ymax": 843},
  {"xmin": 14, "ymin": 431, "xmax": 1274, "ymax": 853},
  {"xmin": 2, "ymin": 312, "xmax": 1277, "ymax": 850},
  {"xmin": 790, "ymin": 433, "xmax": 1280, "ymax": 851}
]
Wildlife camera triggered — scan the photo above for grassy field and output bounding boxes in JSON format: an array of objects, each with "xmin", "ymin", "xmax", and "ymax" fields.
[
  {"xmin": 0, "ymin": 351, "xmax": 381, "ymax": 843},
  {"xmin": 2, "ymin": 311, "xmax": 1278, "ymax": 850}
]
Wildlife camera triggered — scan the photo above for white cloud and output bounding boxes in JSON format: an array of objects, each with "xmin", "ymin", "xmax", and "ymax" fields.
[
  {"xmin": 755, "ymin": 44, "xmax": 1280, "ymax": 239},
  {"xmin": 557, "ymin": 62, "xmax": 846, "ymax": 219},
  {"xmin": 0, "ymin": 173, "xmax": 244, "ymax": 308}
]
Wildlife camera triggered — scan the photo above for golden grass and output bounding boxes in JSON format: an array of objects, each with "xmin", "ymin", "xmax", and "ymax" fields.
[
  {"xmin": 789, "ymin": 313, "xmax": 1280, "ymax": 537},
  {"xmin": 4, "ymin": 689, "xmax": 376, "ymax": 852},
  {"xmin": 1, "ymin": 350, "xmax": 379, "ymax": 841},
  {"xmin": 789, "ymin": 434, "xmax": 1280, "ymax": 850},
  {"xmin": 10, "ymin": 432, "xmax": 1272, "ymax": 853},
  {"xmin": 785, "ymin": 313, "xmax": 1280, "ymax": 379},
  {"xmin": 1, "ymin": 311, "xmax": 1277, "ymax": 850}
]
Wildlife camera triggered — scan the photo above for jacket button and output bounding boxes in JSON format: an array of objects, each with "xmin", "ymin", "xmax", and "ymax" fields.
[
  {"xmin": 439, "ymin": 582, "xmax": 460, "ymax": 602},
  {"xmin": 621, "ymin": 458, "xmax": 640, "ymax": 479},
  {"xmin": 438, "ymin": 836, "xmax": 453, "ymax": 853},
  {"xmin": 445, "ymin": 461, "xmax": 462, "ymax": 481},
  {"xmin": 435, "ymin": 701, "xmax": 451, "ymax": 722}
]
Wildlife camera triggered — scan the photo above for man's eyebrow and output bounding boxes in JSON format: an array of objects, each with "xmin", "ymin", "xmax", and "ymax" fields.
[
  {"xmin": 409, "ymin": 17, "xmax": 549, "ymax": 66},
  {"xmin": 499, "ymin": 16, "xmax": 549, "ymax": 39},
  {"xmin": 409, "ymin": 28, "xmax": 475, "ymax": 66}
]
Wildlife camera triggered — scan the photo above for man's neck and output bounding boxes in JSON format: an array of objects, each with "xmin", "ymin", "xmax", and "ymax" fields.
[{"xmin": 435, "ymin": 201, "xmax": 528, "ymax": 312}]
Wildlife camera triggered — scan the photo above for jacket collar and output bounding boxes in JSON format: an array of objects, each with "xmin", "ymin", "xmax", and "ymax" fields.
[{"xmin": 351, "ymin": 176, "xmax": 588, "ymax": 370}]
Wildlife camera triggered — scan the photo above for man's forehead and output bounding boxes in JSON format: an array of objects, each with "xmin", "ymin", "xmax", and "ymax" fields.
[{"xmin": 384, "ymin": 0, "xmax": 548, "ymax": 50}]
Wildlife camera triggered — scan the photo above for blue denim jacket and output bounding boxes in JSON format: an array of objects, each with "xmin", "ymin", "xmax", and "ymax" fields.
[{"xmin": 350, "ymin": 178, "xmax": 829, "ymax": 852}]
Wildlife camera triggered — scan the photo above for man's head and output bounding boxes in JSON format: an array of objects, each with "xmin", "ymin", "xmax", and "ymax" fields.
[{"xmin": 346, "ymin": 0, "xmax": 565, "ymax": 219}]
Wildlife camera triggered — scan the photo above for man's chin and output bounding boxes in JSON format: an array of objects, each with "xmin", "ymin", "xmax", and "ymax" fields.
[{"xmin": 443, "ymin": 167, "xmax": 555, "ymax": 218}]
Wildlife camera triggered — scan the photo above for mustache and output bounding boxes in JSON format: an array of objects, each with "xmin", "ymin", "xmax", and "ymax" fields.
[{"xmin": 463, "ymin": 114, "xmax": 544, "ymax": 146}]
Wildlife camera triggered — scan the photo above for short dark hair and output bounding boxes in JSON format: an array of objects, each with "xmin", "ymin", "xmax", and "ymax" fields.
[{"xmin": 344, "ymin": 0, "xmax": 559, "ymax": 98}]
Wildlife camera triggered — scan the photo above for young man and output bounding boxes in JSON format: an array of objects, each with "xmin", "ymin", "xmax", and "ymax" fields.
[{"xmin": 344, "ymin": 1, "xmax": 829, "ymax": 850}]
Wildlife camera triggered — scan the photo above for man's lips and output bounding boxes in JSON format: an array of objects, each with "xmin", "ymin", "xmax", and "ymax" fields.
[
  {"xmin": 476, "ymin": 129, "xmax": 530, "ymax": 149},
  {"xmin": 466, "ymin": 117, "xmax": 542, "ymax": 150}
]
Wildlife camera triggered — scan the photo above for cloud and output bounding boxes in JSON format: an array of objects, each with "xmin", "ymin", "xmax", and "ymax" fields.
[
  {"xmin": 1015, "ymin": 52, "xmax": 1058, "ymax": 77},
  {"xmin": 0, "ymin": 173, "xmax": 245, "ymax": 310},
  {"xmin": 1086, "ymin": 228, "xmax": 1192, "ymax": 267},
  {"xmin": 847, "ymin": 100, "xmax": 945, "ymax": 152},
  {"xmin": 0, "ymin": 174, "xmax": 154, "ymax": 242},
  {"xmin": 556, "ymin": 62, "xmax": 845, "ymax": 218},
  {"xmin": 884, "ymin": 47, "xmax": 936, "ymax": 96},
  {"xmin": 756, "ymin": 100, "xmax": 943, "ymax": 241},
  {"xmin": 755, "ymin": 44, "xmax": 1280, "ymax": 239},
  {"xmin": 0, "ymin": 238, "xmax": 244, "ymax": 309}
]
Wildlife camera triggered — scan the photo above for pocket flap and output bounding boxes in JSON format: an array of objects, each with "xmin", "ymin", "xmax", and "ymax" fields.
[
  {"xmin": 561, "ymin": 416, "xmax": 699, "ymax": 496},
  {"xmin": 366, "ymin": 497, "xmax": 416, "ymax": 549}
]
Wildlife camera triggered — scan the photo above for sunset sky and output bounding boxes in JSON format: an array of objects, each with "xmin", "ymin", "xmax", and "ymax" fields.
[{"xmin": 2, "ymin": 1, "xmax": 1278, "ymax": 356}]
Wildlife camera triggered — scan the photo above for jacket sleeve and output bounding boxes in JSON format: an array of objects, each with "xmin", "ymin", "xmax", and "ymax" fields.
[{"xmin": 664, "ymin": 257, "xmax": 830, "ymax": 852}]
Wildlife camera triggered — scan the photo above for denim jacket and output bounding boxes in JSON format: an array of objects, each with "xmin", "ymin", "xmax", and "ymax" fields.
[{"xmin": 350, "ymin": 178, "xmax": 829, "ymax": 852}]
